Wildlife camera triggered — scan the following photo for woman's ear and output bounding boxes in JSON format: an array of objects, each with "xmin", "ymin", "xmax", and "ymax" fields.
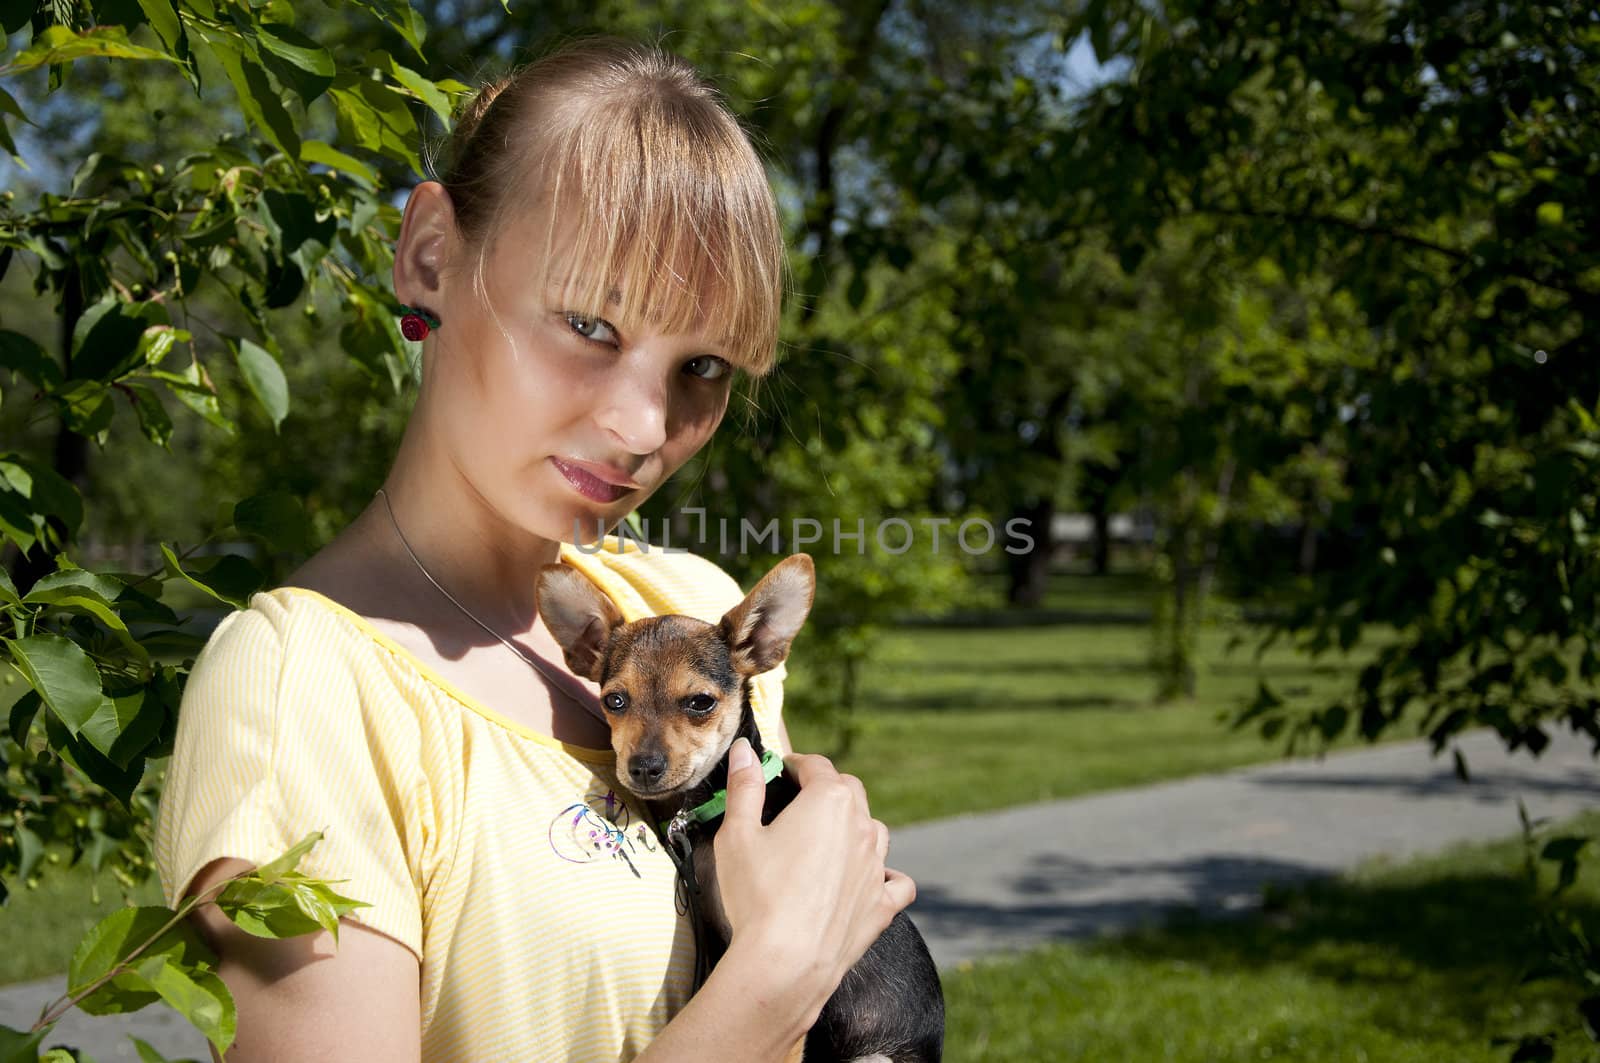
[{"xmin": 393, "ymin": 181, "xmax": 458, "ymax": 310}]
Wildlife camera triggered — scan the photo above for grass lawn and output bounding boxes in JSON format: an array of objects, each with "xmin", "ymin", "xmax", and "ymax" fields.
[
  {"xmin": 943, "ymin": 812, "xmax": 1600, "ymax": 1061},
  {"xmin": 0, "ymin": 860, "xmax": 165, "ymax": 990},
  {"xmin": 788, "ymin": 570, "xmax": 1396, "ymax": 826}
]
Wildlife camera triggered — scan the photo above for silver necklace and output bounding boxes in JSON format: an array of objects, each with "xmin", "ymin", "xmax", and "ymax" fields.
[{"xmin": 375, "ymin": 488, "xmax": 608, "ymax": 725}]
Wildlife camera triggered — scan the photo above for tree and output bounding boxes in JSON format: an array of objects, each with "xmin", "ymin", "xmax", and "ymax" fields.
[
  {"xmin": 1052, "ymin": 0, "xmax": 1599, "ymax": 1050},
  {"xmin": 0, "ymin": 2, "xmax": 469, "ymax": 1053}
]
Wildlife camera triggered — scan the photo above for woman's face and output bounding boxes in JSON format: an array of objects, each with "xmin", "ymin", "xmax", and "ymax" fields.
[{"xmin": 422, "ymin": 208, "xmax": 735, "ymax": 546}]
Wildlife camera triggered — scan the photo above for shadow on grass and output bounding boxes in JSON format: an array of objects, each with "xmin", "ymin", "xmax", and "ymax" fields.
[
  {"xmin": 900, "ymin": 609, "xmax": 1152, "ymax": 629},
  {"xmin": 917, "ymin": 849, "xmax": 1597, "ymax": 1037},
  {"xmin": 872, "ymin": 690, "xmax": 1143, "ymax": 713},
  {"xmin": 876, "ymin": 657, "xmax": 1360, "ymax": 682},
  {"xmin": 1091, "ymin": 869, "xmax": 1597, "ymax": 1034},
  {"xmin": 1251, "ymin": 763, "xmax": 1600, "ymax": 804},
  {"xmin": 1205, "ymin": 660, "xmax": 1368, "ymax": 677},
  {"xmin": 876, "ymin": 658, "xmax": 1156, "ymax": 678},
  {"xmin": 910, "ymin": 852, "xmax": 1330, "ymax": 963}
]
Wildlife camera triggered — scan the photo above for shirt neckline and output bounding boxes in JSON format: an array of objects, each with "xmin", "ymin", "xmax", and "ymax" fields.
[{"xmin": 268, "ymin": 585, "xmax": 617, "ymax": 764}]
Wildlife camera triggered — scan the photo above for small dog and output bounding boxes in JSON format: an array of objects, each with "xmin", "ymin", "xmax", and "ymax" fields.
[{"xmin": 537, "ymin": 553, "xmax": 944, "ymax": 1063}]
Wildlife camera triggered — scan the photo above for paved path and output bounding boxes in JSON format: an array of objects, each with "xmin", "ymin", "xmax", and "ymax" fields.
[
  {"xmin": 891, "ymin": 727, "xmax": 1600, "ymax": 968},
  {"xmin": 3, "ymin": 728, "xmax": 1596, "ymax": 1059}
]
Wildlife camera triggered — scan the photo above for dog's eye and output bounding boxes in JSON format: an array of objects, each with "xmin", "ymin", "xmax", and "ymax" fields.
[
  {"xmin": 602, "ymin": 692, "xmax": 628, "ymax": 713},
  {"xmin": 683, "ymin": 694, "xmax": 716, "ymax": 716}
]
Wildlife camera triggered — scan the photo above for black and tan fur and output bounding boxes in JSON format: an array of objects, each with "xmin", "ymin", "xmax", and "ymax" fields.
[{"xmin": 536, "ymin": 553, "xmax": 944, "ymax": 1063}]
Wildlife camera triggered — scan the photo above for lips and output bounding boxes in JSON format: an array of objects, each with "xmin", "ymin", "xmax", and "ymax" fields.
[{"xmin": 551, "ymin": 457, "xmax": 635, "ymax": 504}]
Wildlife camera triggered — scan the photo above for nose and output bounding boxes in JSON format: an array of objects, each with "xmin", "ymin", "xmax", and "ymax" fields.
[
  {"xmin": 628, "ymin": 751, "xmax": 668, "ymax": 788},
  {"xmin": 598, "ymin": 365, "xmax": 669, "ymax": 456}
]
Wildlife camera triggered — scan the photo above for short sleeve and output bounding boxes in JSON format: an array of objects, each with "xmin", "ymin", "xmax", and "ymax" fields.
[{"xmin": 153, "ymin": 593, "xmax": 426, "ymax": 959}]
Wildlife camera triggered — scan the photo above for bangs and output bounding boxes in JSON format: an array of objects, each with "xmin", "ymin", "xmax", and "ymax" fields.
[{"xmin": 505, "ymin": 86, "xmax": 785, "ymax": 377}]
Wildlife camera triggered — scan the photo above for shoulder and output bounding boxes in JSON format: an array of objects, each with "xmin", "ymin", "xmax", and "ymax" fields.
[
  {"xmin": 557, "ymin": 537, "xmax": 747, "ymax": 624},
  {"xmin": 191, "ymin": 587, "xmax": 391, "ymax": 692}
]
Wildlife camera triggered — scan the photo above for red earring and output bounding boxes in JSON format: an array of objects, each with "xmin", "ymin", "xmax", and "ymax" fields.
[{"xmin": 398, "ymin": 304, "xmax": 441, "ymax": 341}]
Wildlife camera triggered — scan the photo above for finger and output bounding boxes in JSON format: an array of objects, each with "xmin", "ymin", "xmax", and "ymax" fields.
[
  {"xmin": 839, "ymin": 772, "xmax": 870, "ymax": 815},
  {"xmin": 782, "ymin": 750, "xmax": 841, "ymax": 788},
  {"xmin": 873, "ymin": 819, "xmax": 890, "ymax": 862},
  {"xmin": 720, "ymin": 738, "xmax": 766, "ymax": 830},
  {"xmin": 883, "ymin": 867, "xmax": 917, "ymax": 913}
]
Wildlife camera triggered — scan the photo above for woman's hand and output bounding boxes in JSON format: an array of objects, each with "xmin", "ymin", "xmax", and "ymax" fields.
[
  {"xmin": 636, "ymin": 739, "xmax": 915, "ymax": 1062},
  {"xmin": 711, "ymin": 738, "xmax": 916, "ymax": 1016}
]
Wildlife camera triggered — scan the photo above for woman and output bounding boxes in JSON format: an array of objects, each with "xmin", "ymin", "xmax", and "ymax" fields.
[{"xmin": 153, "ymin": 38, "xmax": 914, "ymax": 1062}]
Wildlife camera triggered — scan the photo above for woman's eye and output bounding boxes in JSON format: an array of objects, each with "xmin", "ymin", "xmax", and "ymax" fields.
[
  {"xmin": 685, "ymin": 355, "xmax": 730, "ymax": 382},
  {"xmin": 602, "ymin": 692, "xmax": 628, "ymax": 713},
  {"xmin": 565, "ymin": 312, "xmax": 618, "ymax": 346},
  {"xmin": 684, "ymin": 694, "xmax": 716, "ymax": 715}
]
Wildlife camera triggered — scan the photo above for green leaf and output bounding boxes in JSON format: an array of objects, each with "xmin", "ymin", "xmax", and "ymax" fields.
[
  {"xmin": 0, "ymin": 2, "xmax": 28, "ymax": 35},
  {"xmin": 219, "ymin": 880, "xmax": 330, "ymax": 938},
  {"xmin": 232, "ymin": 338, "xmax": 289, "ymax": 429},
  {"xmin": 125, "ymin": 383, "xmax": 174, "ymax": 447},
  {"xmin": 70, "ymin": 902, "xmax": 232, "ymax": 1056},
  {"xmin": 68, "ymin": 905, "xmax": 219, "ymax": 1020},
  {"xmin": 71, "ymin": 297, "xmax": 170, "ymax": 382},
  {"xmin": 131, "ymin": 1037, "xmax": 177, "ymax": 1063},
  {"xmin": 134, "ymin": 0, "xmax": 182, "ymax": 52},
  {"xmin": 0, "ymin": 330, "xmax": 64, "ymax": 389},
  {"xmin": 23, "ymin": 567, "xmax": 128, "ymax": 612},
  {"xmin": 338, "ymin": 281, "xmax": 408, "ymax": 391},
  {"xmin": 234, "ymin": 491, "xmax": 311, "ymax": 553},
  {"xmin": 7, "ymin": 689, "xmax": 40, "ymax": 746},
  {"xmin": 1536, "ymin": 202, "xmax": 1563, "ymax": 226},
  {"xmin": 329, "ymin": 70, "xmax": 421, "ymax": 175},
  {"xmin": 251, "ymin": 830, "xmax": 322, "ymax": 884},
  {"xmin": 255, "ymin": 21, "xmax": 333, "ymax": 77},
  {"xmin": 56, "ymin": 379, "xmax": 114, "ymax": 438},
  {"xmin": 80, "ymin": 688, "xmax": 165, "ymax": 769},
  {"xmin": 136, "ymin": 325, "xmax": 185, "ymax": 369},
  {"xmin": 160, "ymin": 545, "xmax": 263, "ymax": 610},
  {"xmin": 0, "ymin": 457, "xmax": 83, "ymax": 539},
  {"xmin": 43, "ymin": 706, "xmax": 147, "ymax": 807},
  {"xmin": 259, "ymin": 189, "xmax": 336, "ymax": 255},
  {"xmin": 299, "ymin": 140, "xmax": 377, "ymax": 188},
  {"xmin": 218, "ymin": 873, "xmax": 369, "ymax": 941},
  {"xmin": 202, "ymin": 32, "xmax": 300, "ymax": 160},
  {"xmin": 149, "ymin": 359, "xmax": 232, "ymax": 434},
  {"xmin": 5, "ymin": 633, "xmax": 102, "ymax": 737},
  {"xmin": 389, "ymin": 59, "xmax": 452, "ymax": 123},
  {"xmin": 2, "ymin": 25, "xmax": 179, "ymax": 74},
  {"xmin": 0, "ymin": 85, "xmax": 30, "ymax": 162},
  {"xmin": 0, "ymin": 1024, "xmax": 49, "ymax": 1062},
  {"xmin": 13, "ymin": 823, "xmax": 42, "ymax": 881},
  {"xmin": 126, "ymin": 953, "xmax": 236, "ymax": 1055},
  {"xmin": 21, "ymin": 569, "xmax": 148, "ymax": 664}
]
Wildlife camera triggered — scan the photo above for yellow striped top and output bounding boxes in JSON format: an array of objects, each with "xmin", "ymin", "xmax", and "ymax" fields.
[{"xmin": 153, "ymin": 536, "xmax": 788, "ymax": 1062}]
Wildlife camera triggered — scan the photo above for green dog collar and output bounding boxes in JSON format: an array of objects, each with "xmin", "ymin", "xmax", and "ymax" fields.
[{"xmin": 662, "ymin": 747, "xmax": 785, "ymax": 837}]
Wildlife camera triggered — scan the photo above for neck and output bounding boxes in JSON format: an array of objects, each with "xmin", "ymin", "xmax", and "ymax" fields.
[{"xmin": 379, "ymin": 418, "xmax": 568, "ymax": 629}]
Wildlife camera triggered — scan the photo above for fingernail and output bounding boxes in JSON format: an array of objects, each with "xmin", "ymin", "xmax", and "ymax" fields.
[{"xmin": 729, "ymin": 739, "xmax": 755, "ymax": 773}]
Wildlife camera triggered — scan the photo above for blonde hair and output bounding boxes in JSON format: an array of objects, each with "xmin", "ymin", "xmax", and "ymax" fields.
[{"xmin": 435, "ymin": 39, "xmax": 786, "ymax": 377}]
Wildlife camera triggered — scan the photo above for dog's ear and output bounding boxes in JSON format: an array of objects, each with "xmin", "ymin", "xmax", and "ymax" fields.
[
  {"xmin": 719, "ymin": 554, "xmax": 815, "ymax": 676},
  {"xmin": 536, "ymin": 564, "xmax": 625, "ymax": 681}
]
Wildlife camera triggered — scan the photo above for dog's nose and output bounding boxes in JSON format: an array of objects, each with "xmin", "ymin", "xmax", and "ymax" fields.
[{"xmin": 628, "ymin": 752, "xmax": 667, "ymax": 787}]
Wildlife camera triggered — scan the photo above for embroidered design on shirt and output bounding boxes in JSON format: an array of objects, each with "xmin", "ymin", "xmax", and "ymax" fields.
[{"xmin": 548, "ymin": 787, "xmax": 658, "ymax": 877}]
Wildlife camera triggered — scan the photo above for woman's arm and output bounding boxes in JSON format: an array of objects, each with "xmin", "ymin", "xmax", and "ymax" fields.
[{"xmin": 182, "ymin": 858, "xmax": 422, "ymax": 1063}]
